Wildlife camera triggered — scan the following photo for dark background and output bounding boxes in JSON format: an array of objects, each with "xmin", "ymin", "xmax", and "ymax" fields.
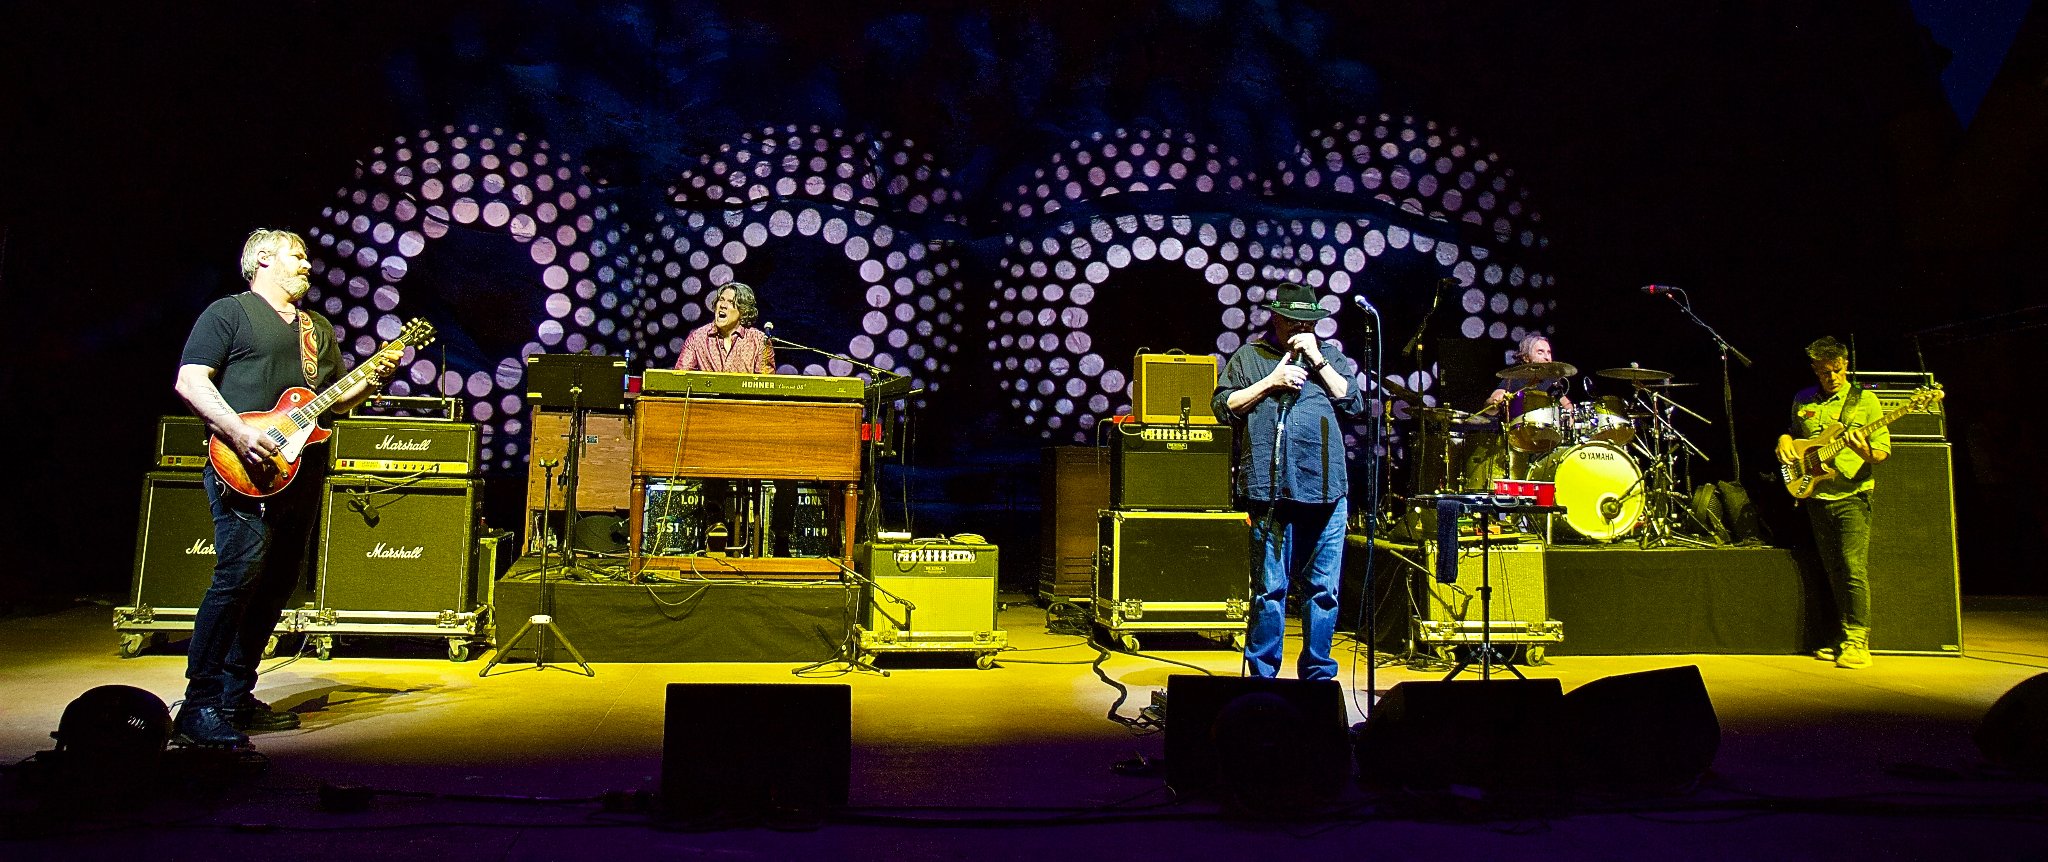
[{"xmin": 4, "ymin": 0, "xmax": 2044, "ymax": 607}]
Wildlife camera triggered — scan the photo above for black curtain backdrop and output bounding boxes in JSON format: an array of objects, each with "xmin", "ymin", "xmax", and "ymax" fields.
[{"xmin": 3, "ymin": 0, "xmax": 2042, "ymax": 607}]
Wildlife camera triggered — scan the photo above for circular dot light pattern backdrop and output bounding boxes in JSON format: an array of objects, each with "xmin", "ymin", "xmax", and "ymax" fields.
[
  {"xmin": 649, "ymin": 126, "xmax": 970, "ymax": 401},
  {"xmin": 304, "ymin": 124, "xmax": 630, "ymax": 472}
]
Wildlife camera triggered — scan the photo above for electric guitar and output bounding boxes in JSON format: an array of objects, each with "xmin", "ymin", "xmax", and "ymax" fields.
[
  {"xmin": 209, "ymin": 319, "xmax": 436, "ymax": 497},
  {"xmin": 1779, "ymin": 386, "xmax": 1942, "ymax": 499}
]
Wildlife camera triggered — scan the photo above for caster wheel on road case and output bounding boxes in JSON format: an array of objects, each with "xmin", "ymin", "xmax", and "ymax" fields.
[
  {"xmin": 118, "ymin": 632, "xmax": 151, "ymax": 658},
  {"xmin": 1435, "ymin": 644, "xmax": 1458, "ymax": 663},
  {"xmin": 315, "ymin": 636, "xmax": 333, "ymax": 661},
  {"xmin": 448, "ymin": 640, "xmax": 471, "ymax": 663},
  {"xmin": 1230, "ymin": 632, "xmax": 1246, "ymax": 651},
  {"xmin": 1524, "ymin": 646, "xmax": 1547, "ymax": 665},
  {"xmin": 975, "ymin": 654, "xmax": 995, "ymax": 670},
  {"xmin": 1119, "ymin": 634, "xmax": 1141, "ymax": 653},
  {"xmin": 262, "ymin": 635, "xmax": 280, "ymax": 659}
]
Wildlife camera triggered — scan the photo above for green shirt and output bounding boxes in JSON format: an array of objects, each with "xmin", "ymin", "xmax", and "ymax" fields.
[{"xmin": 1789, "ymin": 385, "xmax": 1891, "ymax": 499}]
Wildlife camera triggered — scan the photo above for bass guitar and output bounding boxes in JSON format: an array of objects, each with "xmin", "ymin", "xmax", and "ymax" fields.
[
  {"xmin": 1779, "ymin": 386, "xmax": 1942, "ymax": 499},
  {"xmin": 209, "ymin": 319, "xmax": 436, "ymax": 497}
]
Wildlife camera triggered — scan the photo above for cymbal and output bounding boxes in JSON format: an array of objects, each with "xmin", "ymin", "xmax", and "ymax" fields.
[
  {"xmin": 1497, "ymin": 361, "xmax": 1576, "ymax": 381},
  {"xmin": 1379, "ymin": 376, "xmax": 1425, "ymax": 402},
  {"xmin": 1598, "ymin": 366, "xmax": 1674, "ymax": 381},
  {"xmin": 1641, "ymin": 381, "xmax": 1699, "ymax": 388}
]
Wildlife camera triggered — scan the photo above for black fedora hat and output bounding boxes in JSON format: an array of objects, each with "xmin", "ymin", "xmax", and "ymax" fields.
[{"xmin": 1265, "ymin": 282, "xmax": 1331, "ymax": 321}]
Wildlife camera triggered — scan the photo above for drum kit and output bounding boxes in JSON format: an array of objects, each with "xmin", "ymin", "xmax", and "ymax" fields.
[{"xmin": 1408, "ymin": 360, "xmax": 1714, "ymax": 545}]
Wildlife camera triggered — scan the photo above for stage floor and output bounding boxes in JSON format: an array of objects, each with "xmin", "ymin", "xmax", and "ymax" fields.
[{"xmin": 2, "ymin": 597, "xmax": 2044, "ymax": 859}]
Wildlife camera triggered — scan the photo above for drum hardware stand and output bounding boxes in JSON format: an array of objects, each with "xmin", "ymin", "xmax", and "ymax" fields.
[
  {"xmin": 482, "ymin": 458, "xmax": 594, "ymax": 677},
  {"xmin": 1631, "ymin": 385, "xmax": 1716, "ymax": 549}
]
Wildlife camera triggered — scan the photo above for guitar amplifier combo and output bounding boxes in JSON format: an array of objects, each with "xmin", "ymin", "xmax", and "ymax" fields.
[
  {"xmin": 1410, "ymin": 541, "xmax": 1562, "ymax": 651},
  {"xmin": 1109, "ymin": 424, "xmax": 1235, "ymax": 510},
  {"xmin": 1094, "ymin": 510, "xmax": 1251, "ymax": 650},
  {"xmin": 310, "ymin": 474, "xmax": 489, "ymax": 660},
  {"xmin": 1130, "ymin": 352, "xmax": 1219, "ymax": 425},
  {"xmin": 1849, "ymin": 371, "xmax": 1944, "ymax": 440},
  {"xmin": 155, "ymin": 416, "xmax": 211, "ymax": 470},
  {"xmin": 858, "ymin": 541, "xmax": 1006, "ymax": 662},
  {"xmin": 330, "ymin": 418, "xmax": 480, "ymax": 477},
  {"xmin": 113, "ymin": 471, "xmax": 314, "ymax": 656}
]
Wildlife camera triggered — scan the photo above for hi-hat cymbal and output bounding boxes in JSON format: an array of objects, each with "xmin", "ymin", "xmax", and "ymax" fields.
[
  {"xmin": 1497, "ymin": 361, "xmax": 1576, "ymax": 381},
  {"xmin": 1598, "ymin": 366, "xmax": 1674, "ymax": 381},
  {"xmin": 1642, "ymin": 381, "xmax": 1699, "ymax": 388}
]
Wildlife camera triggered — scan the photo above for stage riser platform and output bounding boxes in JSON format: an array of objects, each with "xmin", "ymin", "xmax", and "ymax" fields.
[
  {"xmin": 1349, "ymin": 544, "xmax": 1832, "ymax": 656},
  {"xmin": 493, "ymin": 576, "xmax": 848, "ymax": 663}
]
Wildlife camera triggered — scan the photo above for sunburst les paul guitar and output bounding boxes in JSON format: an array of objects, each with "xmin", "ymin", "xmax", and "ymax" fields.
[
  {"xmin": 209, "ymin": 318, "xmax": 436, "ymax": 497},
  {"xmin": 1779, "ymin": 386, "xmax": 1942, "ymax": 499}
]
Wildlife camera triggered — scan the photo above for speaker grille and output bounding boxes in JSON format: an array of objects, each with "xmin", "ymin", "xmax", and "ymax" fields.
[
  {"xmin": 319, "ymin": 476, "xmax": 477, "ymax": 614},
  {"xmin": 130, "ymin": 472, "xmax": 220, "ymax": 610},
  {"xmin": 1867, "ymin": 442, "xmax": 1962, "ymax": 654},
  {"xmin": 1132, "ymin": 355, "xmax": 1219, "ymax": 425}
]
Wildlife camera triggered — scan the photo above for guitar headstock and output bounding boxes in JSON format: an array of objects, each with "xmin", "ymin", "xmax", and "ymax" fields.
[
  {"xmin": 396, "ymin": 318, "xmax": 437, "ymax": 350},
  {"xmin": 1911, "ymin": 385, "xmax": 1945, "ymax": 409}
]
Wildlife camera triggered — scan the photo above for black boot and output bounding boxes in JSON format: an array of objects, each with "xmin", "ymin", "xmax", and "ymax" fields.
[
  {"xmin": 173, "ymin": 705, "xmax": 251, "ymax": 748},
  {"xmin": 229, "ymin": 697, "xmax": 302, "ymax": 732}
]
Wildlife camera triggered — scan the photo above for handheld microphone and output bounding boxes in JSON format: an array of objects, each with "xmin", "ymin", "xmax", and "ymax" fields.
[
  {"xmin": 1641, "ymin": 285, "xmax": 1680, "ymax": 296},
  {"xmin": 1351, "ymin": 294, "xmax": 1378, "ymax": 313}
]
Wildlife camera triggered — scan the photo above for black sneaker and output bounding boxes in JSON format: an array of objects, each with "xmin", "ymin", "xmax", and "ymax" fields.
[
  {"xmin": 173, "ymin": 705, "xmax": 251, "ymax": 748},
  {"xmin": 230, "ymin": 697, "xmax": 302, "ymax": 732}
]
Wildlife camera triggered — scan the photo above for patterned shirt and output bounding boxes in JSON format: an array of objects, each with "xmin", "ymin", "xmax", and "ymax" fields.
[
  {"xmin": 673, "ymin": 323, "xmax": 776, "ymax": 373},
  {"xmin": 1790, "ymin": 384, "xmax": 1891, "ymax": 499}
]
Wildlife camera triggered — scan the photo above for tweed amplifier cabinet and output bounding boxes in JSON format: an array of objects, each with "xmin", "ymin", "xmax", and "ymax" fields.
[
  {"xmin": 318, "ymin": 475, "xmax": 478, "ymax": 616},
  {"xmin": 1095, "ymin": 511, "xmax": 1251, "ymax": 648},
  {"xmin": 1412, "ymin": 541, "xmax": 1561, "ymax": 647},
  {"xmin": 1849, "ymin": 371, "xmax": 1945, "ymax": 440},
  {"xmin": 859, "ymin": 541, "xmax": 1005, "ymax": 661},
  {"xmin": 155, "ymin": 416, "xmax": 211, "ymax": 470},
  {"xmin": 1131, "ymin": 353, "xmax": 1219, "ymax": 425},
  {"xmin": 330, "ymin": 418, "xmax": 479, "ymax": 476},
  {"xmin": 1866, "ymin": 442, "xmax": 1962, "ymax": 654},
  {"xmin": 1109, "ymin": 424, "xmax": 1234, "ymax": 510}
]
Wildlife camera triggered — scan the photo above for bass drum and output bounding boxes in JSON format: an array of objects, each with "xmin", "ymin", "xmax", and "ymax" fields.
[{"xmin": 1530, "ymin": 441, "xmax": 1643, "ymax": 542}]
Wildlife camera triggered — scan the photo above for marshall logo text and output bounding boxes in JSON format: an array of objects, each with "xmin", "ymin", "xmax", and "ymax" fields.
[
  {"xmin": 366, "ymin": 542, "xmax": 426, "ymax": 560},
  {"xmin": 376, "ymin": 435, "xmax": 434, "ymax": 452}
]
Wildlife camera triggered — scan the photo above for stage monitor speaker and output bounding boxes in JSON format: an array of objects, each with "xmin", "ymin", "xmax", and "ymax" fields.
[
  {"xmin": 660, "ymin": 683, "xmax": 851, "ymax": 821},
  {"xmin": 1866, "ymin": 442, "xmax": 1961, "ymax": 654},
  {"xmin": 1976, "ymin": 673, "xmax": 2048, "ymax": 776},
  {"xmin": 1131, "ymin": 353, "xmax": 1219, "ymax": 425},
  {"xmin": 129, "ymin": 472, "xmax": 223, "ymax": 611},
  {"xmin": 318, "ymin": 476, "xmax": 477, "ymax": 614},
  {"xmin": 1163, "ymin": 675, "xmax": 1348, "ymax": 806},
  {"xmin": 1354, "ymin": 678, "xmax": 1565, "ymax": 793},
  {"xmin": 1109, "ymin": 424, "xmax": 1234, "ymax": 510},
  {"xmin": 1562, "ymin": 665, "xmax": 1720, "ymax": 790}
]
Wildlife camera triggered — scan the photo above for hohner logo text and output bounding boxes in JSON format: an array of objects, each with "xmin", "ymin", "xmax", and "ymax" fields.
[
  {"xmin": 893, "ymin": 549, "xmax": 977, "ymax": 564},
  {"xmin": 366, "ymin": 543, "xmax": 426, "ymax": 560},
  {"xmin": 377, "ymin": 435, "xmax": 434, "ymax": 452}
]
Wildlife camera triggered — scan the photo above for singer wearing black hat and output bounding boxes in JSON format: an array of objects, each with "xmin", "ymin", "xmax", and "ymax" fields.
[{"xmin": 1212, "ymin": 282, "xmax": 1366, "ymax": 679}]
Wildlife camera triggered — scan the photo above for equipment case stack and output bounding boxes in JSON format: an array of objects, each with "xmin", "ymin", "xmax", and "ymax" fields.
[{"xmin": 1091, "ymin": 415, "xmax": 1250, "ymax": 652}]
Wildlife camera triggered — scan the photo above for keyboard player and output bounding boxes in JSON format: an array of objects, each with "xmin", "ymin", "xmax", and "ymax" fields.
[{"xmin": 673, "ymin": 282, "xmax": 777, "ymax": 374}]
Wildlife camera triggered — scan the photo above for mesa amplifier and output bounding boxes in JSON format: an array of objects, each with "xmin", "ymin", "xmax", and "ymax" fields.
[
  {"xmin": 330, "ymin": 418, "xmax": 479, "ymax": 476},
  {"xmin": 1849, "ymin": 371, "xmax": 1944, "ymax": 440},
  {"xmin": 860, "ymin": 541, "xmax": 1001, "ymax": 642},
  {"xmin": 155, "ymin": 416, "xmax": 210, "ymax": 470},
  {"xmin": 1110, "ymin": 424, "xmax": 1235, "ymax": 510},
  {"xmin": 318, "ymin": 475, "xmax": 478, "ymax": 615},
  {"xmin": 1131, "ymin": 353, "xmax": 1219, "ymax": 425}
]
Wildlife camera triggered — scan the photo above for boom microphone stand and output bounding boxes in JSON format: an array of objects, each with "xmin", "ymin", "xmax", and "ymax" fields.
[{"xmin": 1650, "ymin": 287, "xmax": 1752, "ymax": 478}]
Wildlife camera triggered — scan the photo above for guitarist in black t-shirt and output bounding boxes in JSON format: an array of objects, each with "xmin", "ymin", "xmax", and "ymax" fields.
[{"xmin": 168, "ymin": 229, "xmax": 397, "ymax": 748}]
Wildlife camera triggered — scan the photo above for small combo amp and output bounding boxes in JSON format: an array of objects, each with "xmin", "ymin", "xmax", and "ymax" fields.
[
  {"xmin": 858, "ymin": 540, "xmax": 1006, "ymax": 661},
  {"xmin": 1130, "ymin": 352, "xmax": 1219, "ymax": 425},
  {"xmin": 1411, "ymin": 541, "xmax": 1561, "ymax": 651},
  {"xmin": 1109, "ymin": 424, "xmax": 1234, "ymax": 510},
  {"xmin": 329, "ymin": 418, "xmax": 479, "ymax": 477}
]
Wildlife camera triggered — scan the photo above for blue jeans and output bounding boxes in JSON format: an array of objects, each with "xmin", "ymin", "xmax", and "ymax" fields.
[
  {"xmin": 184, "ymin": 465, "xmax": 320, "ymax": 711},
  {"xmin": 1807, "ymin": 492, "xmax": 1872, "ymax": 636},
  {"xmin": 1244, "ymin": 498, "xmax": 1347, "ymax": 680}
]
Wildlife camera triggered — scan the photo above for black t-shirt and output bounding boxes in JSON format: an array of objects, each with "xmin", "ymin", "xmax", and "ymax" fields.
[{"xmin": 179, "ymin": 292, "xmax": 342, "ymax": 414}]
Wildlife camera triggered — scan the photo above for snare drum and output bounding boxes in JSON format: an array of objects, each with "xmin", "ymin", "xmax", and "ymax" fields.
[
  {"xmin": 1574, "ymin": 395, "xmax": 1637, "ymax": 446},
  {"xmin": 1530, "ymin": 441, "xmax": 1643, "ymax": 542},
  {"xmin": 1505, "ymin": 390, "xmax": 1564, "ymax": 454}
]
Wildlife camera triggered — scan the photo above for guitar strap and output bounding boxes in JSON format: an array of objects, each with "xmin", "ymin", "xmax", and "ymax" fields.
[{"xmin": 296, "ymin": 311, "xmax": 319, "ymax": 389}]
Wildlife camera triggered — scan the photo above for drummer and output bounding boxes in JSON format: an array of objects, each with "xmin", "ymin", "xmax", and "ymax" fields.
[{"xmin": 1485, "ymin": 334, "xmax": 1573, "ymax": 413}]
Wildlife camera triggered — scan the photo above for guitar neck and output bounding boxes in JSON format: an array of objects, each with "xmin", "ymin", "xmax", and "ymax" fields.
[{"xmin": 1818, "ymin": 392, "xmax": 1922, "ymax": 460}]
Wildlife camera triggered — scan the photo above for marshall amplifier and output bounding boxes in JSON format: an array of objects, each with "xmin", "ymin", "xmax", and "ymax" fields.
[
  {"xmin": 1110, "ymin": 424, "xmax": 1235, "ymax": 510},
  {"xmin": 330, "ymin": 418, "xmax": 480, "ymax": 477},
  {"xmin": 318, "ymin": 475, "xmax": 478, "ymax": 616},
  {"xmin": 115, "ymin": 471, "xmax": 315, "ymax": 653},
  {"xmin": 1849, "ymin": 371, "xmax": 1944, "ymax": 440},
  {"xmin": 155, "ymin": 416, "xmax": 211, "ymax": 470}
]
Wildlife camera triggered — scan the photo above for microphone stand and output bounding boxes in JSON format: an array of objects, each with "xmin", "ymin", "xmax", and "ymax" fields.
[
  {"xmin": 1654, "ymin": 289, "xmax": 1752, "ymax": 479},
  {"xmin": 767, "ymin": 333, "xmax": 921, "ymax": 541}
]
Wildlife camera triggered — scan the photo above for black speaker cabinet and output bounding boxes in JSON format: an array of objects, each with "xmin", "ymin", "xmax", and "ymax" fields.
[
  {"xmin": 1163, "ymin": 675, "xmax": 1348, "ymax": 800},
  {"xmin": 1110, "ymin": 424, "xmax": 1234, "ymax": 510},
  {"xmin": 1356, "ymin": 678, "xmax": 1566, "ymax": 792},
  {"xmin": 318, "ymin": 475, "xmax": 478, "ymax": 615},
  {"xmin": 1867, "ymin": 442, "xmax": 1962, "ymax": 654},
  {"xmin": 1095, "ymin": 511, "xmax": 1252, "ymax": 630},
  {"xmin": 661, "ymin": 683, "xmax": 851, "ymax": 821},
  {"xmin": 129, "ymin": 472, "xmax": 228, "ymax": 612}
]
